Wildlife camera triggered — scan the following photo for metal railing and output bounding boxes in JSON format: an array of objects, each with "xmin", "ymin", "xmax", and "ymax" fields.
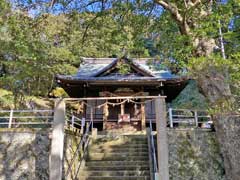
[
  {"xmin": 149, "ymin": 119, "xmax": 158, "ymax": 180},
  {"xmin": 64, "ymin": 120, "xmax": 92, "ymax": 179},
  {"xmin": 65, "ymin": 113, "xmax": 93, "ymax": 134},
  {"xmin": 65, "ymin": 113, "xmax": 84, "ymax": 134},
  {"xmin": 168, "ymin": 108, "xmax": 212, "ymax": 128},
  {"xmin": 0, "ymin": 109, "xmax": 54, "ymax": 128}
]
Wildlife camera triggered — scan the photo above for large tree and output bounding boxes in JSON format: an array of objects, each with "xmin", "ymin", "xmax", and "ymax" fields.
[
  {"xmin": 2, "ymin": 0, "xmax": 240, "ymax": 178},
  {"xmin": 154, "ymin": 0, "xmax": 234, "ymax": 105},
  {"xmin": 154, "ymin": 1, "xmax": 240, "ymax": 179}
]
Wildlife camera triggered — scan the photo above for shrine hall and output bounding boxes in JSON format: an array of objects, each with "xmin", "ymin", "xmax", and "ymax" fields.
[{"xmin": 56, "ymin": 57, "xmax": 188, "ymax": 131}]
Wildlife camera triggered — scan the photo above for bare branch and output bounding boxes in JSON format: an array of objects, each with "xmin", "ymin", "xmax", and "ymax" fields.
[
  {"xmin": 190, "ymin": 0, "xmax": 202, "ymax": 8},
  {"xmin": 154, "ymin": 0, "xmax": 183, "ymax": 24},
  {"xmin": 50, "ymin": 0, "xmax": 57, "ymax": 8},
  {"xmin": 154, "ymin": 0, "xmax": 192, "ymax": 35}
]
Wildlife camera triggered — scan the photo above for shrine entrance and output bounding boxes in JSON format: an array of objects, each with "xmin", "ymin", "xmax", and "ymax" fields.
[
  {"xmin": 67, "ymin": 95, "xmax": 155, "ymax": 132},
  {"xmin": 97, "ymin": 90, "xmax": 148, "ymax": 131},
  {"xmin": 104, "ymin": 100, "xmax": 143, "ymax": 131}
]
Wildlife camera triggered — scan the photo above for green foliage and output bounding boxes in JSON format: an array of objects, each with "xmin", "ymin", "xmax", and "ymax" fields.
[
  {"xmin": 0, "ymin": 0, "xmax": 154, "ymax": 106},
  {"xmin": 171, "ymin": 80, "xmax": 208, "ymax": 110},
  {"xmin": 49, "ymin": 87, "xmax": 68, "ymax": 98},
  {"xmin": 0, "ymin": 0, "xmax": 240, "ymax": 110}
]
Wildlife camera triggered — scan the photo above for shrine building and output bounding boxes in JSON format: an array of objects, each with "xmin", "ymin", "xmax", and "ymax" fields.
[{"xmin": 56, "ymin": 57, "xmax": 188, "ymax": 131}]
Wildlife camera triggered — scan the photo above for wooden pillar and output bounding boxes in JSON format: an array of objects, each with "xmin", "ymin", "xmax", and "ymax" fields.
[
  {"xmin": 50, "ymin": 98, "xmax": 65, "ymax": 180},
  {"xmin": 103, "ymin": 101, "xmax": 108, "ymax": 130},
  {"xmin": 121, "ymin": 103, "xmax": 125, "ymax": 115},
  {"xmin": 141, "ymin": 100, "xmax": 146, "ymax": 131},
  {"xmin": 169, "ymin": 108, "xmax": 173, "ymax": 128},
  {"xmin": 155, "ymin": 97, "xmax": 169, "ymax": 180}
]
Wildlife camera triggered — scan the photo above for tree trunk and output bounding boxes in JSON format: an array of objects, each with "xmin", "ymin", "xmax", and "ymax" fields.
[
  {"xmin": 192, "ymin": 38, "xmax": 239, "ymax": 180},
  {"xmin": 195, "ymin": 65, "xmax": 232, "ymax": 105},
  {"xmin": 153, "ymin": 2, "xmax": 239, "ymax": 179}
]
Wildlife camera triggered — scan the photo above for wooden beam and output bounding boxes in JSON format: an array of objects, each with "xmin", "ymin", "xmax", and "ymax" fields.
[
  {"xmin": 155, "ymin": 97, "xmax": 169, "ymax": 180},
  {"xmin": 50, "ymin": 99, "xmax": 65, "ymax": 180}
]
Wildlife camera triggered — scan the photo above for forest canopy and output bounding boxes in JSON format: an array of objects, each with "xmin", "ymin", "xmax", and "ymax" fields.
[{"xmin": 0, "ymin": 0, "xmax": 239, "ymax": 109}]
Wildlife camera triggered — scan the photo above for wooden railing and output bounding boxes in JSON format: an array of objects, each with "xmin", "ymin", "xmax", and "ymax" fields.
[
  {"xmin": 168, "ymin": 108, "xmax": 212, "ymax": 128},
  {"xmin": 0, "ymin": 109, "xmax": 54, "ymax": 128}
]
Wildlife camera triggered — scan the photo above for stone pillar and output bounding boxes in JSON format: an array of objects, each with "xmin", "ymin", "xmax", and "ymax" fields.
[
  {"xmin": 155, "ymin": 97, "xmax": 169, "ymax": 180},
  {"xmin": 141, "ymin": 101, "xmax": 146, "ymax": 131},
  {"xmin": 50, "ymin": 99, "xmax": 65, "ymax": 180}
]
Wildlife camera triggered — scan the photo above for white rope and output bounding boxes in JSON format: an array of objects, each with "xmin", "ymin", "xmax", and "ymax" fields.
[{"xmin": 67, "ymin": 98, "xmax": 155, "ymax": 111}]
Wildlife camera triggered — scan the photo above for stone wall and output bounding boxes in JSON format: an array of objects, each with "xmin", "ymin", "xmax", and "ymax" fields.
[
  {"xmin": 215, "ymin": 115, "xmax": 240, "ymax": 180},
  {"xmin": 0, "ymin": 128, "xmax": 229, "ymax": 180},
  {"xmin": 0, "ymin": 129, "xmax": 50, "ymax": 180},
  {"xmin": 168, "ymin": 130, "xmax": 225, "ymax": 180}
]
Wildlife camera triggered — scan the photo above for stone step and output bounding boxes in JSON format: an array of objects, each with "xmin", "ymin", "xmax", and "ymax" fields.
[
  {"xmin": 120, "ymin": 136, "xmax": 148, "ymax": 141},
  {"xmin": 92, "ymin": 141, "xmax": 148, "ymax": 145},
  {"xmin": 91, "ymin": 144, "xmax": 148, "ymax": 150},
  {"xmin": 78, "ymin": 176, "xmax": 150, "ymax": 180},
  {"xmin": 80, "ymin": 134, "xmax": 150, "ymax": 180},
  {"xmin": 94, "ymin": 136, "xmax": 147, "ymax": 141},
  {"xmin": 89, "ymin": 147, "xmax": 148, "ymax": 153},
  {"xmin": 83, "ymin": 165, "xmax": 149, "ymax": 171},
  {"xmin": 79, "ymin": 170, "xmax": 150, "ymax": 176},
  {"xmin": 86, "ymin": 160, "xmax": 149, "ymax": 167},
  {"xmin": 87, "ymin": 155, "xmax": 149, "ymax": 161},
  {"xmin": 88, "ymin": 152, "xmax": 149, "ymax": 158}
]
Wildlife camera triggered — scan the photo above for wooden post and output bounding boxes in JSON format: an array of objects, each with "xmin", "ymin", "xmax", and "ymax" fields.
[
  {"xmin": 8, "ymin": 109, "xmax": 13, "ymax": 128},
  {"xmin": 121, "ymin": 103, "xmax": 125, "ymax": 115},
  {"xmin": 50, "ymin": 99, "xmax": 65, "ymax": 180},
  {"xmin": 141, "ymin": 101, "xmax": 146, "ymax": 131},
  {"xmin": 194, "ymin": 110, "xmax": 198, "ymax": 128},
  {"xmin": 169, "ymin": 108, "xmax": 173, "ymax": 128},
  {"xmin": 103, "ymin": 102, "xmax": 108, "ymax": 130},
  {"xmin": 155, "ymin": 97, "xmax": 169, "ymax": 180},
  {"xmin": 92, "ymin": 128, "xmax": 98, "ymax": 139}
]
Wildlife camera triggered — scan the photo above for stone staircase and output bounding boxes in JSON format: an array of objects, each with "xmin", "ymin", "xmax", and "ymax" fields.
[{"xmin": 79, "ymin": 134, "xmax": 150, "ymax": 180}]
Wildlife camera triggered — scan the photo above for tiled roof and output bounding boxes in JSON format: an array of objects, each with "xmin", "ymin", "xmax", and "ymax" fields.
[{"xmin": 76, "ymin": 57, "xmax": 178, "ymax": 79}]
